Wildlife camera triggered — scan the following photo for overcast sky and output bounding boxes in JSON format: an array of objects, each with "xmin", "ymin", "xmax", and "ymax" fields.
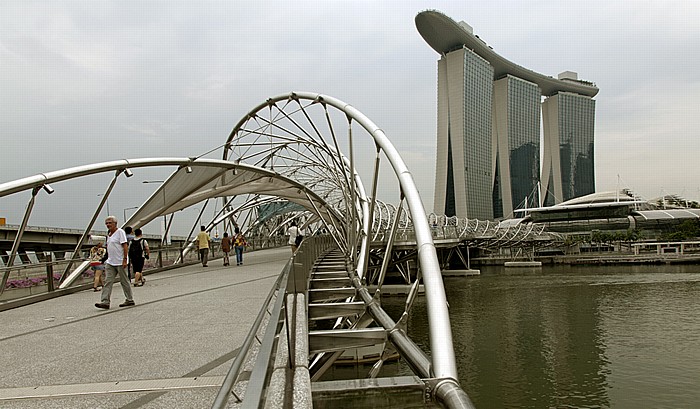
[{"xmin": 1, "ymin": 0, "xmax": 699, "ymax": 234}]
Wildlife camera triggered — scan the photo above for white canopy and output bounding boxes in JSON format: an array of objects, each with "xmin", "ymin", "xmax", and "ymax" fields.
[{"xmin": 125, "ymin": 160, "xmax": 342, "ymax": 231}]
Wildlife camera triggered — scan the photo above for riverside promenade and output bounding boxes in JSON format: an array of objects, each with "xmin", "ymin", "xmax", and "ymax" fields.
[{"xmin": 0, "ymin": 247, "xmax": 291, "ymax": 408}]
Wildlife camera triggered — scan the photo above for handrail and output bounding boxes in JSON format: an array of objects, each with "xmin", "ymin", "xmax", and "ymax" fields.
[
  {"xmin": 211, "ymin": 260, "xmax": 290, "ymax": 409},
  {"xmin": 212, "ymin": 236, "xmax": 335, "ymax": 408},
  {"xmin": 2, "ymin": 243, "xmax": 201, "ymax": 300}
]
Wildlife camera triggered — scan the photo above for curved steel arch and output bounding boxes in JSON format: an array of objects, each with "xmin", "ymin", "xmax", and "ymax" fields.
[
  {"xmin": 224, "ymin": 92, "xmax": 458, "ymax": 380},
  {"xmin": 0, "ymin": 158, "xmax": 344, "ymax": 291}
]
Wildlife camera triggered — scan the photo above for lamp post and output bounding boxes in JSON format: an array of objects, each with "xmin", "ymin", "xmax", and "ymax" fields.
[
  {"xmin": 97, "ymin": 193, "xmax": 110, "ymax": 217},
  {"xmin": 123, "ymin": 206, "xmax": 139, "ymax": 225},
  {"xmin": 143, "ymin": 181, "xmax": 168, "ymax": 244}
]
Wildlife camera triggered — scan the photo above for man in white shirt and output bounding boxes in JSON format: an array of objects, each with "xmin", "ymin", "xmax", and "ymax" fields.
[
  {"xmin": 287, "ymin": 221, "xmax": 300, "ymax": 253},
  {"xmin": 95, "ymin": 216, "xmax": 135, "ymax": 309}
]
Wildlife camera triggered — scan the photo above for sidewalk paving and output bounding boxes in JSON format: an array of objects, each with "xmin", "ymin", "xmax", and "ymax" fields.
[{"xmin": 0, "ymin": 247, "xmax": 292, "ymax": 408}]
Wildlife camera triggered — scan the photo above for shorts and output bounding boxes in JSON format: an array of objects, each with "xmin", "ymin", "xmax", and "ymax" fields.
[{"xmin": 131, "ymin": 257, "xmax": 145, "ymax": 272}]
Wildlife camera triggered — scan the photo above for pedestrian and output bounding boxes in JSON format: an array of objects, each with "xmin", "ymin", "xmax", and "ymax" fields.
[
  {"xmin": 287, "ymin": 221, "xmax": 300, "ymax": 253},
  {"xmin": 95, "ymin": 216, "xmax": 135, "ymax": 309},
  {"xmin": 196, "ymin": 226, "xmax": 211, "ymax": 267},
  {"xmin": 130, "ymin": 228, "xmax": 150, "ymax": 286},
  {"xmin": 123, "ymin": 226, "xmax": 135, "ymax": 281},
  {"xmin": 234, "ymin": 227, "xmax": 247, "ymax": 266},
  {"xmin": 89, "ymin": 237, "xmax": 106, "ymax": 292},
  {"xmin": 221, "ymin": 232, "xmax": 231, "ymax": 266}
]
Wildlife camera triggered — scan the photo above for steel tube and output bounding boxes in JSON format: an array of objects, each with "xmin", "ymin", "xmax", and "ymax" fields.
[
  {"xmin": 362, "ymin": 146, "xmax": 381, "ymax": 278},
  {"xmin": 351, "ymin": 276, "xmax": 432, "ymax": 378},
  {"xmin": 434, "ymin": 379, "xmax": 477, "ymax": 409},
  {"xmin": 61, "ymin": 170, "xmax": 120, "ymax": 280},
  {"xmin": 238, "ymin": 92, "xmax": 459, "ymax": 380},
  {"xmin": 376, "ymin": 197, "xmax": 403, "ymax": 292},
  {"xmin": 0, "ymin": 187, "xmax": 39, "ymax": 295}
]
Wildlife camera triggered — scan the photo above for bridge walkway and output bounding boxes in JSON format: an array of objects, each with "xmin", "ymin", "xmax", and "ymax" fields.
[{"xmin": 0, "ymin": 247, "xmax": 291, "ymax": 408}]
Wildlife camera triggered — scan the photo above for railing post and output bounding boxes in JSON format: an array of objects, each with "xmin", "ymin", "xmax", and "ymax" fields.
[
  {"xmin": 289, "ymin": 247, "xmax": 308, "ymax": 296},
  {"xmin": 46, "ymin": 254, "xmax": 55, "ymax": 292}
]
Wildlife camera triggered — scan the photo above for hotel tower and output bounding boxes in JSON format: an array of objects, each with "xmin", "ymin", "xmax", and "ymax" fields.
[{"xmin": 416, "ymin": 10, "xmax": 598, "ymax": 219}]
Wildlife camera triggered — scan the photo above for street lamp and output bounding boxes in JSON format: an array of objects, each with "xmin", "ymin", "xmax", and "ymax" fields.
[
  {"xmin": 143, "ymin": 180, "xmax": 168, "ymax": 244},
  {"xmin": 97, "ymin": 193, "xmax": 110, "ymax": 216},
  {"xmin": 123, "ymin": 206, "xmax": 139, "ymax": 224}
]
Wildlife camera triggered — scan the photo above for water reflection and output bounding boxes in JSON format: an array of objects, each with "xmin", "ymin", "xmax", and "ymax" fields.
[{"xmin": 382, "ymin": 264, "xmax": 700, "ymax": 408}]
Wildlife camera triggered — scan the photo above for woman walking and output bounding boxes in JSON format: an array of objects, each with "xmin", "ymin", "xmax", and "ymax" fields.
[
  {"xmin": 221, "ymin": 232, "xmax": 231, "ymax": 266},
  {"xmin": 89, "ymin": 238, "xmax": 106, "ymax": 291},
  {"xmin": 233, "ymin": 227, "xmax": 247, "ymax": 266}
]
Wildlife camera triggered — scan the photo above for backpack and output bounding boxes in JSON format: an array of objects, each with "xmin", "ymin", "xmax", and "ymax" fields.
[{"xmin": 129, "ymin": 238, "xmax": 144, "ymax": 260}]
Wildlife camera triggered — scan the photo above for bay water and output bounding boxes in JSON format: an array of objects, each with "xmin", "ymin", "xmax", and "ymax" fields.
[{"xmin": 384, "ymin": 264, "xmax": 700, "ymax": 408}]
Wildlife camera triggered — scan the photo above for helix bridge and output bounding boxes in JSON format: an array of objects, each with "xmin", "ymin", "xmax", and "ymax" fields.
[{"xmin": 0, "ymin": 92, "xmax": 560, "ymax": 408}]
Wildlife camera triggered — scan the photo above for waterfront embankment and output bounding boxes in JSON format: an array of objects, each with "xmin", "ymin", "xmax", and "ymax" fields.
[{"xmin": 474, "ymin": 253, "xmax": 700, "ymax": 266}]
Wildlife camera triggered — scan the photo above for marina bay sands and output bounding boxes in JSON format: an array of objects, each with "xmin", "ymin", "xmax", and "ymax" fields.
[{"xmin": 417, "ymin": 10, "xmax": 598, "ymax": 220}]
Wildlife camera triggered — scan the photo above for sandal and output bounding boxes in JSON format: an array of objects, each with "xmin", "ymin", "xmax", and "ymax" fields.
[{"xmin": 93, "ymin": 287, "xmax": 99, "ymax": 292}]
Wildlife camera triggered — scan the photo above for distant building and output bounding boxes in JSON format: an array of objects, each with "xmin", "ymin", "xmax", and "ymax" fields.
[
  {"xmin": 513, "ymin": 190, "xmax": 700, "ymax": 238},
  {"xmin": 416, "ymin": 10, "xmax": 599, "ymax": 219}
]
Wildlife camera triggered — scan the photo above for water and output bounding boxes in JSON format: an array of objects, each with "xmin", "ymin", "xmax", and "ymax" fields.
[{"xmin": 384, "ymin": 264, "xmax": 700, "ymax": 409}]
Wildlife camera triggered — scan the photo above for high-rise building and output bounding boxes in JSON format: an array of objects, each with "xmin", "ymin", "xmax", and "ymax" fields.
[
  {"xmin": 542, "ymin": 91, "xmax": 596, "ymax": 205},
  {"xmin": 416, "ymin": 10, "xmax": 599, "ymax": 219},
  {"xmin": 493, "ymin": 75, "xmax": 541, "ymax": 218},
  {"xmin": 434, "ymin": 47, "xmax": 494, "ymax": 220}
]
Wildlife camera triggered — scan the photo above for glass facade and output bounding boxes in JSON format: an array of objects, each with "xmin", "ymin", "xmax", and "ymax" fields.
[
  {"xmin": 506, "ymin": 76, "xmax": 541, "ymax": 212},
  {"xmin": 435, "ymin": 47, "xmax": 595, "ymax": 219},
  {"xmin": 445, "ymin": 131, "xmax": 456, "ymax": 216},
  {"xmin": 461, "ymin": 49, "xmax": 493, "ymax": 220},
  {"xmin": 558, "ymin": 93, "xmax": 596, "ymax": 201},
  {"xmin": 492, "ymin": 155, "xmax": 503, "ymax": 218}
]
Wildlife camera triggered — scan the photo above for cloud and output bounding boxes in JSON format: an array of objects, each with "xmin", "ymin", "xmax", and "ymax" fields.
[{"xmin": 1, "ymin": 0, "xmax": 700, "ymax": 233}]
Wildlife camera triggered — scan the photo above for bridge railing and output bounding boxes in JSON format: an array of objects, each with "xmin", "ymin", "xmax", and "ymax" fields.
[
  {"xmin": 0, "ymin": 256, "xmax": 65, "ymax": 300},
  {"xmin": 245, "ymin": 235, "xmax": 288, "ymax": 251},
  {"xmin": 370, "ymin": 226, "xmax": 468, "ymax": 244},
  {"xmin": 0, "ymin": 243, "xmax": 201, "ymax": 302},
  {"xmin": 213, "ymin": 235, "xmax": 336, "ymax": 408}
]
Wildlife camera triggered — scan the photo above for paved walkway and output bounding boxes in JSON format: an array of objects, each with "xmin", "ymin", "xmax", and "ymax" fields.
[{"xmin": 0, "ymin": 247, "xmax": 292, "ymax": 408}]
